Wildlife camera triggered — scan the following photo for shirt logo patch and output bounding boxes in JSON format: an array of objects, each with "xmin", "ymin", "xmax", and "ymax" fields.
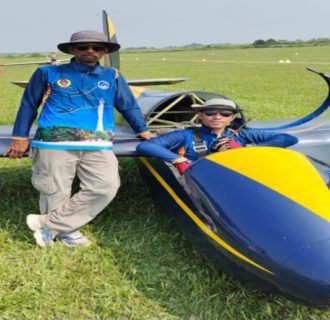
[
  {"xmin": 98, "ymin": 81, "xmax": 110, "ymax": 90},
  {"xmin": 57, "ymin": 79, "xmax": 71, "ymax": 87}
]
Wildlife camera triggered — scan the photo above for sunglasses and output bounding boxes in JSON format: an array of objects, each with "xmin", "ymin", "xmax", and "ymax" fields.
[
  {"xmin": 74, "ymin": 44, "xmax": 106, "ymax": 52},
  {"xmin": 202, "ymin": 110, "xmax": 234, "ymax": 117}
]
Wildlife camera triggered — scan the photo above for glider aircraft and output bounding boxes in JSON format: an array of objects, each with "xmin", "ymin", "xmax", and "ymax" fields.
[
  {"xmin": 0, "ymin": 55, "xmax": 71, "ymax": 88},
  {"xmin": 0, "ymin": 55, "xmax": 70, "ymax": 67},
  {"xmin": 0, "ymin": 10, "xmax": 329, "ymax": 308}
]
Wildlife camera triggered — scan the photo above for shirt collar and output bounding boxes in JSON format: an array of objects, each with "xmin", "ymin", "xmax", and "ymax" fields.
[
  {"xmin": 69, "ymin": 58, "xmax": 104, "ymax": 74},
  {"xmin": 199, "ymin": 124, "xmax": 231, "ymax": 137}
]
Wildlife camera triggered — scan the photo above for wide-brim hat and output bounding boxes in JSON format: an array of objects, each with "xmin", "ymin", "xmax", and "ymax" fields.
[
  {"xmin": 57, "ymin": 30, "xmax": 120, "ymax": 54},
  {"xmin": 191, "ymin": 98, "xmax": 243, "ymax": 113}
]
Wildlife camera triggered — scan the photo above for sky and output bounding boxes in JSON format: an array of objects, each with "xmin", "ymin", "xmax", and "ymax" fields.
[{"xmin": 1, "ymin": 0, "xmax": 330, "ymax": 53}]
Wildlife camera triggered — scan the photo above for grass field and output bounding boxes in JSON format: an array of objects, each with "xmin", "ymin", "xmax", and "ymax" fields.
[{"xmin": 0, "ymin": 46, "xmax": 330, "ymax": 319}]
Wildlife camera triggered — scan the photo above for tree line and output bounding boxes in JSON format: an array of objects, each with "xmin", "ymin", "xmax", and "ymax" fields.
[{"xmin": 252, "ymin": 38, "xmax": 330, "ymax": 48}]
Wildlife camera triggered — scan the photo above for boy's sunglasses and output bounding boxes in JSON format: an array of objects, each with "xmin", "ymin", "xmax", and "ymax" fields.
[
  {"xmin": 202, "ymin": 109, "xmax": 234, "ymax": 117},
  {"xmin": 74, "ymin": 44, "xmax": 106, "ymax": 52}
]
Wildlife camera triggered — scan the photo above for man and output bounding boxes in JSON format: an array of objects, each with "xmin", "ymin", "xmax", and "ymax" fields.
[
  {"xmin": 50, "ymin": 54, "xmax": 58, "ymax": 65},
  {"xmin": 6, "ymin": 30, "xmax": 154, "ymax": 247},
  {"xmin": 136, "ymin": 98, "xmax": 298, "ymax": 172}
]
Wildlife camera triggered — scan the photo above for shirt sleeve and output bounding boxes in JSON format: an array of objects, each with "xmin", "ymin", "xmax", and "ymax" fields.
[
  {"xmin": 238, "ymin": 128, "xmax": 299, "ymax": 148},
  {"xmin": 12, "ymin": 68, "xmax": 48, "ymax": 138},
  {"xmin": 115, "ymin": 72, "xmax": 148, "ymax": 134},
  {"xmin": 136, "ymin": 130, "xmax": 187, "ymax": 162}
]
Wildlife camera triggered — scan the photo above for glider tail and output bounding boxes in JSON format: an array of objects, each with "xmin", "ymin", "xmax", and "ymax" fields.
[
  {"xmin": 102, "ymin": 10, "xmax": 120, "ymax": 69},
  {"xmin": 259, "ymin": 68, "xmax": 330, "ymax": 131}
]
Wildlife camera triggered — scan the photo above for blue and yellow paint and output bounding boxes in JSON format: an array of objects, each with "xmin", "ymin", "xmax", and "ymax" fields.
[{"xmin": 138, "ymin": 147, "xmax": 330, "ymax": 306}]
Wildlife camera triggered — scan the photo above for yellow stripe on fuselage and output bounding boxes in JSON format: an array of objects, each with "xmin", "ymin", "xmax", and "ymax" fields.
[
  {"xmin": 139, "ymin": 157, "xmax": 273, "ymax": 274},
  {"xmin": 207, "ymin": 147, "xmax": 330, "ymax": 222}
]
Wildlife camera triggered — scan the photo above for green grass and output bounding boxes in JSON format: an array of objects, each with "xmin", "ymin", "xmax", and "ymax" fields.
[
  {"xmin": 120, "ymin": 46, "xmax": 330, "ymax": 120},
  {"xmin": 0, "ymin": 47, "xmax": 330, "ymax": 319}
]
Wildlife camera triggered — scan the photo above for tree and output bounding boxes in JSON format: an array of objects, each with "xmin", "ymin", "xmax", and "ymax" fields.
[
  {"xmin": 265, "ymin": 38, "xmax": 277, "ymax": 45},
  {"xmin": 253, "ymin": 39, "xmax": 266, "ymax": 47}
]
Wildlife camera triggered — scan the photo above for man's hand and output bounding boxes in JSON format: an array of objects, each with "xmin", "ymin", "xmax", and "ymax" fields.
[
  {"xmin": 212, "ymin": 137, "xmax": 231, "ymax": 151},
  {"xmin": 137, "ymin": 131, "xmax": 156, "ymax": 140},
  {"xmin": 212, "ymin": 137, "xmax": 242, "ymax": 152},
  {"xmin": 5, "ymin": 139, "xmax": 30, "ymax": 158}
]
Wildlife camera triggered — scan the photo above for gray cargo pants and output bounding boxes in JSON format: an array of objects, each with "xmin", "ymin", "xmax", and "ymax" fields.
[{"xmin": 31, "ymin": 148, "xmax": 120, "ymax": 234}]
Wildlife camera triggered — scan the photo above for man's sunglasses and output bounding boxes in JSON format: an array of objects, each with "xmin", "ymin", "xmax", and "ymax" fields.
[
  {"xmin": 202, "ymin": 110, "xmax": 234, "ymax": 117},
  {"xmin": 74, "ymin": 44, "xmax": 106, "ymax": 52}
]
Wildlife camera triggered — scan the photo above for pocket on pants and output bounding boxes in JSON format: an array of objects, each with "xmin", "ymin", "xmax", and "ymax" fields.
[{"xmin": 31, "ymin": 169, "xmax": 57, "ymax": 195}]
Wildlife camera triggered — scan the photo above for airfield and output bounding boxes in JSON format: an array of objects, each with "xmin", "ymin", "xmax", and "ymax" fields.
[{"xmin": 0, "ymin": 45, "xmax": 330, "ymax": 319}]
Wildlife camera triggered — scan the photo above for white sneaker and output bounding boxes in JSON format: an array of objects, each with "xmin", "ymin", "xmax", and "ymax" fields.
[
  {"xmin": 26, "ymin": 214, "xmax": 55, "ymax": 247},
  {"xmin": 57, "ymin": 230, "xmax": 91, "ymax": 247}
]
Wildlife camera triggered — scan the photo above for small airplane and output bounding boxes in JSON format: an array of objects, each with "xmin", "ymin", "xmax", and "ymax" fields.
[
  {"xmin": 0, "ymin": 54, "xmax": 70, "ymax": 67},
  {"xmin": 0, "ymin": 10, "xmax": 329, "ymax": 308},
  {"xmin": 0, "ymin": 54, "xmax": 71, "ymax": 89},
  {"xmin": 9, "ymin": 77, "xmax": 190, "ymax": 89}
]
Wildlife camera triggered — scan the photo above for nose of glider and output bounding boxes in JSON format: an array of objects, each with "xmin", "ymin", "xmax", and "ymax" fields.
[
  {"xmin": 282, "ymin": 238, "xmax": 330, "ymax": 307},
  {"xmin": 184, "ymin": 147, "xmax": 330, "ymax": 306}
]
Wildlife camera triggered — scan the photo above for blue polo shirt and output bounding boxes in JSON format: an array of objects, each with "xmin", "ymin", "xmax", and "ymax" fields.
[
  {"xmin": 12, "ymin": 59, "xmax": 148, "ymax": 150},
  {"xmin": 137, "ymin": 125, "xmax": 298, "ymax": 162}
]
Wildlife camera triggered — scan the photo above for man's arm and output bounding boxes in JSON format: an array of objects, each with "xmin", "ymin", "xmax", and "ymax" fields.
[
  {"xmin": 5, "ymin": 68, "xmax": 48, "ymax": 158},
  {"xmin": 239, "ymin": 129, "xmax": 299, "ymax": 148},
  {"xmin": 136, "ymin": 130, "xmax": 188, "ymax": 163}
]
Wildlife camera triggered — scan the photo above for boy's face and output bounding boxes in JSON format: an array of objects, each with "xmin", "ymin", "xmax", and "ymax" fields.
[{"xmin": 198, "ymin": 109, "xmax": 235, "ymax": 130}]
